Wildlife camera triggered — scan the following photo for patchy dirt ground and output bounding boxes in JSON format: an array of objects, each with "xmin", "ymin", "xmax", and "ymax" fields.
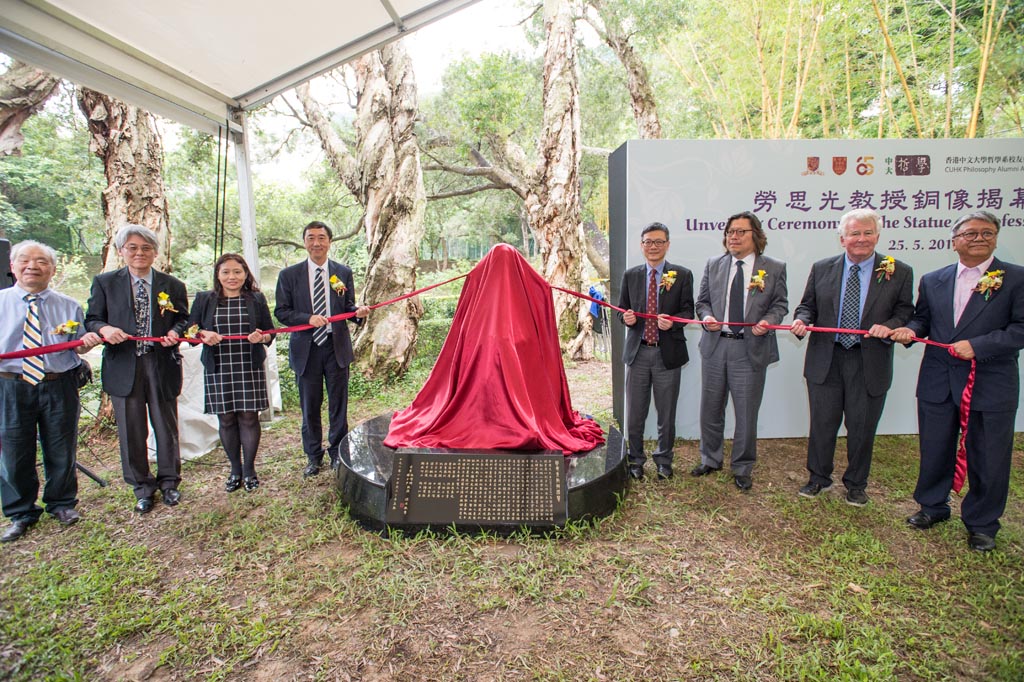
[{"xmin": 1, "ymin": 359, "xmax": 1022, "ymax": 681}]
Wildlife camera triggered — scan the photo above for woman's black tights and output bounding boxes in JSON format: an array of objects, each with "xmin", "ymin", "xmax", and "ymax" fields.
[{"xmin": 218, "ymin": 411, "xmax": 261, "ymax": 477}]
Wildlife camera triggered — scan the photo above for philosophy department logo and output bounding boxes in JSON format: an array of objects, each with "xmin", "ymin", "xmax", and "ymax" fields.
[
  {"xmin": 895, "ymin": 155, "xmax": 931, "ymax": 176},
  {"xmin": 801, "ymin": 156, "xmax": 824, "ymax": 176},
  {"xmin": 832, "ymin": 156, "xmax": 848, "ymax": 175}
]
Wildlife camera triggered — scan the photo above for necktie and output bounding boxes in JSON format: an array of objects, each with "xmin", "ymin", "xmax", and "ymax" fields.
[
  {"xmin": 729, "ymin": 260, "xmax": 745, "ymax": 333},
  {"xmin": 643, "ymin": 269, "xmax": 658, "ymax": 344},
  {"xmin": 954, "ymin": 266, "xmax": 979, "ymax": 326},
  {"xmin": 838, "ymin": 264, "xmax": 861, "ymax": 349},
  {"xmin": 21, "ymin": 294, "xmax": 45, "ymax": 385},
  {"xmin": 313, "ymin": 267, "xmax": 329, "ymax": 347},
  {"xmin": 134, "ymin": 279, "xmax": 151, "ymax": 355}
]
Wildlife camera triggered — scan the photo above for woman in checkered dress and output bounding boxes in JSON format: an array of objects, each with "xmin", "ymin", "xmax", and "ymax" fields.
[{"xmin": 188, "ymin": 254, "xmax": 274, "ymax": 492}]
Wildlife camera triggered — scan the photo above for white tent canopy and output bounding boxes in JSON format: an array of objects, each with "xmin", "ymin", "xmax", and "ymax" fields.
[
  {"xmin": 0, "ymin": 0, "xmax": 480, "ymax": 134},
  {"xmin": 0, "ymin": 0, "xmax": 479, "ymax": 277}
]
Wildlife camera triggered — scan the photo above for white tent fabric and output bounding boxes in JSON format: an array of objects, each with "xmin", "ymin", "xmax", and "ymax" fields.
[{"xmin": 0, "ymin": 0, "xmax": 481, "ymax": 133}]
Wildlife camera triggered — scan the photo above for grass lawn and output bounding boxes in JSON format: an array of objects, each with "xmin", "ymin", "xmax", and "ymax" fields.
[{"xmin": 1, "ymin": 360, "xmax": 1021, "ymax": 681}]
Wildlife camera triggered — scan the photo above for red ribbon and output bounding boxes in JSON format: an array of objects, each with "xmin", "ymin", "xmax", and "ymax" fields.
[
  {"xmin": 5, "ymin": 274, "xmax": 975, "ymax": 495},
  {"xmin": 554, "ymin": 284, "xmax": 976, "ymax": 494}
]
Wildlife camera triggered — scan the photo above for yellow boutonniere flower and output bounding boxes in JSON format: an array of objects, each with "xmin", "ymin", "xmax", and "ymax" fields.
[
  {"xmin": 975, "ymin": 270, "xmax": 1004, "ymax": 301},
  {"xmin": 157, "ymin": 291, "xmax": 178, "ymax": 316},
  {"xmin": 329, "ymin": 274, "xmax": 347, "ymax": 295},
  {"xmin": 660, "ymin": 270, "xmax": 677, "ymax": 293},
  {"xmin": 184, "ymin": 324, "xmax": 201, "ymax": 340},
  {"xmin": 875, "ymin": 255, "xmax": 896, "ymax": 283},
  {"xmin": 748, "ymin": 269, "xmax": 767, "ymax": 292},
  {"xmin": 53, "ymin": 320, "xmax": 79, "ymax": 336}
]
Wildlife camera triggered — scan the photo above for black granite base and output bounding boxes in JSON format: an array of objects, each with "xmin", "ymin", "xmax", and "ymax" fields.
[{"xmin": 334, "ymin": 414, "xmax": 627, "ymax": 533}]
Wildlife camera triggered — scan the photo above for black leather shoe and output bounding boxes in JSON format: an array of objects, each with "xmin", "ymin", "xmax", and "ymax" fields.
[
  {"xmin": 734, "ymin": 475, "xmax": 753, "ymax": 491},
  {"xmin": 690, "ymin": 463, "xmax": 721, "ymax": 477},
  {"xmin": 907, "ymin": 510, "xmax": 947, "ymax": 530},
  {"xmin": 134, "ymin": 497, "xmax": 154, "ymax": 514},
  {"xmin": 162, "ymin": 488, "xmax": 182, "ymax": 506},
  {"xmin": 656, "ymin": 463, "xmax": 673, "ymax": 480},
  {"xmin": 627, "ymin": 464, "xmax": 644, "ymax": 480},
  {"xmin": 968, "ymin": 532, "xmax": 996, "ymax": 552},
  {"xmin": 303, "ymin": 463, "xmax": 321, "ymax": 478},
  {"xmin": 225, "ymin": 475, "xmax": 242, "ymax": 493},
  {"xmin": 329, "ymin": 455, "xmax": 341, "ymax": 472},
  {"xmin": 54, "ymin": 508, "xmax": 81, "ymax": 526},
  {"xmin": 243, "ymin": 476, "xmax": 259, "ymax": 492},
  {"xmin": 1, "ymin": 520, "xmax": 35, "ymax": 543},
  {"xmin": 798, "ymin": 481, "xmax": 832, "ymax": 498}
]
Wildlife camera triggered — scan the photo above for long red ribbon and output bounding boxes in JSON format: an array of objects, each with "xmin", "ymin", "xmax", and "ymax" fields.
[{"xmin": 3, "ymin": 273, "xmax": 974, "ymax": 494}]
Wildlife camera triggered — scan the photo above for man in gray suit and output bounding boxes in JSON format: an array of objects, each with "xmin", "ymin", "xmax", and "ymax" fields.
[
  {"xmin": 691, "ymin": 212, "xmax": 788, "ymax": 490},
  {"xmin": 618, "ymin": 222, "xmax": 694, "ymax": 481},
  {"xmin": 790, "ymin": 209, "xmax": 913, "ymax": 506}
]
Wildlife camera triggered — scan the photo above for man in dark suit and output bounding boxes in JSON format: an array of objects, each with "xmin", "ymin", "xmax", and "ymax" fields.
[
  {"xmin": 275, "ymin": 221, "xmax": 369, "ymax": 478},
  {"xmin": 790, "ymin": 209, "xmax": 913, "ymax": 506},
  {"xmin": 691, "ymin": 212, "xmax": 788, "ymax": 490},
  {"xmin": 892, "ymin": 210, "xmax": 1024, "ymax": 552},
  {"xmin": 618, "ymin": 222, "xmax": 694, "ymax": 480},
  {"xmin": 85, "ymin": 225, "xmax": 189, "ymax": 513}
]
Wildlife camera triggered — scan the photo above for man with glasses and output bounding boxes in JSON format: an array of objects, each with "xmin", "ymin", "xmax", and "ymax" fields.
[
  {"xmin": 891, "ymin": 211, "xmax": 1024, "ymax": 552},
  {"xmin": 0, "ymin": 241, "xmax": 102, "ymax": 542},
  {"xmin": 691, "ymin": 212, "xmax": 788, "ymax": 491},
  {"xmin": 790, "ymin": 208, "xmax": 913, "ymax": 506},
  {"xmin": 86, "ymin": 225, "xmax": 189, "ymax": 513},
  {"xmin": 618, "ymin": 222, "xmax": 694, "ymax": 480}
]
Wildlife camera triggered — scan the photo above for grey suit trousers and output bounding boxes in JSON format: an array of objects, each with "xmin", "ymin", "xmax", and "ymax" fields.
[
  {"xmin": 626, "ymin": 345, "xmax": 681, "ymax": 466},
  {"xmin": 698, "ymin": 337, "xmax": 766, "ymax": 476}
]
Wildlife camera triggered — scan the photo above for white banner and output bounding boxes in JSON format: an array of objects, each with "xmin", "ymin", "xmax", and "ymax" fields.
[{"xmin": 610, "ymin": 139, "xmax": 1024, "ymax": 438}]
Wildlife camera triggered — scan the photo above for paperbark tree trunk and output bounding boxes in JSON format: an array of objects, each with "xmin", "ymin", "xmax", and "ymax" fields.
[
  {"xmin": 0, "ymin": 60, "xmax": 60, "ymax": 156},
  {"xmin": 298, "ymin": 39, "xmax": 426, "ymax": 378},
  {"xmin": 585, "ymin": 0, "xmax": 663, "ymax": 139},
  {"xmin": 77, "ymin": 88, "xmax": 172, "ymax": 272},
  {"xmin": 527, "ymin": 0, "xmax": 591, "ymax": 358}
]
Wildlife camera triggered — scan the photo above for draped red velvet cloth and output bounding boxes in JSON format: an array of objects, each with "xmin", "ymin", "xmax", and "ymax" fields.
[{"xmin": 384, "ymin": 244, "xmax": 605, "ymax": 454}]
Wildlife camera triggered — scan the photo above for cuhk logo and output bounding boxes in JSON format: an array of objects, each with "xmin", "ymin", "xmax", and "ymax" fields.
[
  {"xmin": 832, "ymin": 157, "xmax": 847, "ymax": 175},
  {"xmin": 802, "ymin": 156, "xmax": 824, "ymax": 176}
]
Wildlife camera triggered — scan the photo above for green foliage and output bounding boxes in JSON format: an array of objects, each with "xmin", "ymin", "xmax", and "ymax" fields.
[{"xmin": 0, "ymin": 92, "xmax": 105, "ymax": 254}]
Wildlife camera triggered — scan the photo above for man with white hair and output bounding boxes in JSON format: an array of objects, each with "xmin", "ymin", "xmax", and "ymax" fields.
[
  {"xmin": 0, "ymin": 240, "xmax": 102, "ymax": 542},
  {"xmin": 86, "ymin": 225, "xmax": 189, "ymax": 513},
  {"xmin": 790, "ymin": 209, "xmax": 914, "ymax": 506}
]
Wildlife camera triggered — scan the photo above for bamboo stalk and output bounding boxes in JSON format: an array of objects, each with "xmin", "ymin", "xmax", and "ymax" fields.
[
  {"xmin": 786, "ymin": 0, "xmax": 826, "ymax": 137},
  {"xmin": 774, "ymin": 0, "xmax": 796, "ymax": 137},
  {"xmin": 944, "ymin": 0, "xmax": 955, "ymax": 137},
  {"xmin": 870, "ymin": 0, "xmax": 924, "ymax": 136}
]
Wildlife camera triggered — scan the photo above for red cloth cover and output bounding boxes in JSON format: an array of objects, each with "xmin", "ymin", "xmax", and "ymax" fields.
[{"xmin": 384, "ymin": 244, "xmax": 605, "ymax": 454}]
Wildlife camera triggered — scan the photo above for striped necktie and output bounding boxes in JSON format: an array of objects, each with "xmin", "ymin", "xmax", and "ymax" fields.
[
  {"xmin": 312, "ymin": 267, "xmax": 329, "ymax": 346},
  {"xmin": 22, "ymin": 293, "xmax": 45, "ymax": 385}
]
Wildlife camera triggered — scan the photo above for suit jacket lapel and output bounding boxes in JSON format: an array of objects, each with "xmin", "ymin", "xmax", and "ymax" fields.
[
  {"xmin": 299, "ymin": 263, "xmax": 315, "ymax": 314},
  {"xmin": 860, "ymin": 253, "xmax": 883, "ymax": 325},
  {"xmin": 828, "ymin": 255, "xmax": 845, "ymax": 324},
  {"xmin": 745, "ymin": 255, "xmax": 763, "ymax": 319}
]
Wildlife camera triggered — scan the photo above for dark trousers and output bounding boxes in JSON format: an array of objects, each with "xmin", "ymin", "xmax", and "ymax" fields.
[
  {"xmin": 0, "ymin": 373, "xmax": 79, "ymax": 522},
  {"xmin": 111, "ymin": 353, "xmax": 181, "ymax": 499},
  {"xmin": 625, "ymin": 345, "xmax": 681, "ymax": 466},
  {"xmin": 806, "ymin": 345, "xmax": 886, "ymax": 491},
  {"xmin": 298, "ymin": 341, "xmax": 350, "ymax": 465},
  {"xmin": 916, "ymin": 399, "xmax": 1015, "ymax": 537}
]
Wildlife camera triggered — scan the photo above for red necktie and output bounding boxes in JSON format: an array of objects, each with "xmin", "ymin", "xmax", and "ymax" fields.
[{"xmin": 643, "ymin": 269, "xmax": 658, "ymax": 344}]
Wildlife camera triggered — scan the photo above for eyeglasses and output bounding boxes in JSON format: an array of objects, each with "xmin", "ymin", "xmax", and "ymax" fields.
[
  {"xmin": 954, "ymin": 230, "xmax": 997, "ymax": 242},
  {"xmin": 122, "ymin": 244, "xmax": 156, "ymax": 254},
  {"xmin": 641, "ymin": 239, "xmax": 668, "ymax": 247},
  {"xmin": 725, "ymin": 229, "xmax": 753, "ymax": 237}
]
